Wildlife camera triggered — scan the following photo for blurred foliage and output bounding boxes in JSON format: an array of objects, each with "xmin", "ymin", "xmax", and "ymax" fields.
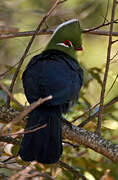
[{"xmin": 0, "ymin": 0, "xmax": 118, "ymax": 179}]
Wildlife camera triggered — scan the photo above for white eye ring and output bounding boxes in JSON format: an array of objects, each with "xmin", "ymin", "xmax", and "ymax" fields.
[
  {"xmin": 56, "ymin": 42, "xmax": 70, "ymax": 48},
  {"xmin": 56, "ymin": 40, "xmax": 73, "ymax": 48}
]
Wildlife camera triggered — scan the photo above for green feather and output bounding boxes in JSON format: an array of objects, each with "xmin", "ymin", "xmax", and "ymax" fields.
[{"xmin": 46, "ymin": 19, "xmax": 82, "ymax": 59}]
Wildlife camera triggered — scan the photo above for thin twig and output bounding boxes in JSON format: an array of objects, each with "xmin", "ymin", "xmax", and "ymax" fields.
[
  {"xmin": 110, "ymin": 50, "xmax": 118, "ymax": 60},
  {"xmin": 96, "ymin": 0, "xmax": 117, "ymax": 134},
  {"xmin": 103, "ymin": 0, "xmax": 110, "ymax": 24},
  {"xmin": 72, "ymin": 72, "xmax": 118, "ymax": 125},
  {"xmin": 105, "ymin": 74, "xmax": 118, "ymax": 97},
  {"xmin": 2, "ymin": 155, "xmax": 17, "ymax": 163},
  {"xmin": 2, "ymin": 95, "xmax": 52, "ymax": 133},
  {"xmin": 0, "ymin": 82, "xmax": 24, "ymax": 109},
  {"xmin": 8, "ymin": 162, "xmax": 37, "ymax": 180},
  {"xmin": 112, "ymin": 39, "xmax": 118, "ymax": 44},
  {"xmin": 58, "ymin": 160, "xmax": 88, "ymax": 180},
  {"xmin": 9, "ymin": 161, "xmax": 56, "ymax": 180},
  {"xmin": 7, "ymin": 0, "xmax": 66, "ymax": 107},
  {"xmin": 78, "ymin": 95, "xmax": 118, "ymax": 128},
  {"xmin": 0, "ymin": 48, "xmax": 42, "ymax": 79},
  {"xmin": 0, "ymin": 62, "xmax": 20, "ymax": 79},
  {"xmin": 83, "ymin": 30, "xmax": 118, "ymax": 36},
  {"xmin": 1, "ymin": 29, "xmax": 118, "ymax": 40},
  {"xmin": 0, "ymin": 25, "xmax": 19, "ymax": 34},
  {"xmin": 0, "ymin": 18, "xmax": 118, "ymax": 40},
  {"xmin": 71, "ymin": 102, "xmax": 100, "ymax": 123},
  {"xmin": 0, "ymin": 31, "xmax": 42, "ymax": 81},
  {"xmin": 1, "ymin": 124, "xmax": 47, "ymax": 137},
  {"xmin": 18, "ymin": 172, "xmax": 56, "ymax": 180},
  {"xmin": 0, "ymin": 29, "xmax": 53, "ymax": 39},
  {"xmin": 83, "ymin": 18, "xmax": 118, "ymax": 33},
  {"xmin": 0, "ymin": 48, "xmax": 41, "ymax": 79}
]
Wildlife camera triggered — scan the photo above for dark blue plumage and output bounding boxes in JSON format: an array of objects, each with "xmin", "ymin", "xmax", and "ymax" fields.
[{"xmin": 19, "ymin": 49, "xmax": 83, "ymax": 164}]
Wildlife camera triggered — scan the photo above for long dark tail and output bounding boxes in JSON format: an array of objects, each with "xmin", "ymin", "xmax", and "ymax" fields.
[{"xmin": 19, "ymin": 105, "xmax": 62, "ymax": 164}]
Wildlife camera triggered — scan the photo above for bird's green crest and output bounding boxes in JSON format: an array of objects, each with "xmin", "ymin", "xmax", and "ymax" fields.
[{"xmin": 46, "ymin": 19, "xmax": 82, "ymax": 59}]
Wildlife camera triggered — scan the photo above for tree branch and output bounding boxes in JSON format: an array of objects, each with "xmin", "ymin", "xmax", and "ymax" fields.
[
  {"xmin": 0, "ymin": 25, "xmax": 19, "ymax": 34},
  {"xmin": 97, "ymin": 0, "xmax": 117, "ymax": 133},
  {"xmin": 0, "ymin": 106, "xmax": 118, "ymax": 163},
  {"xmin": 0, "ymin": 29, "xmax": 53, "ymax": 39},
  {"xmin": 62, "ymin": 119, "xmax": 118, "ymax": 163},
  {"xmin": 0, "ymin": 19, "xmax": 118, "ymax": 40},
  {"xmin": 1, "ymin": 29, "xmax": 118, "ymax": 40}
]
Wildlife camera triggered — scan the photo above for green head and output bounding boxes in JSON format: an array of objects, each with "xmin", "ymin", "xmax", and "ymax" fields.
[{"xmin": 46, "ymin": 19, "xmax": 82, "ymax": 59}]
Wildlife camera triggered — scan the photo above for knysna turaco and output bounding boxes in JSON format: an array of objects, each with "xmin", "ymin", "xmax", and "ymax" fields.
[{"xmin": 19, "ymin": 19, "xmax": 84, "ymax": 164}]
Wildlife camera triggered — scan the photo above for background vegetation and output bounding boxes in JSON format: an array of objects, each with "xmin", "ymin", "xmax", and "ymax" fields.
[{"xmin": 0, "ymin": 0, "xmax": 118, "ymax": 179}]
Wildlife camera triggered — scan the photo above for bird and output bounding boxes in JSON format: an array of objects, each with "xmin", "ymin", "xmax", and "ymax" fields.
[{"xmin": 19, "ymin": 19, "xmax": 84, "ymax": 164}]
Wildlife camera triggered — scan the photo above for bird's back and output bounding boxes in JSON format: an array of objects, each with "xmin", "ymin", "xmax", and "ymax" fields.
[{"xmin": 22, "ymin": 49, "xmax": 83, "ymax": 110}]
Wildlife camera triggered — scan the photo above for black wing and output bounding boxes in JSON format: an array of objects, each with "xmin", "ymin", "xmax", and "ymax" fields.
[{"xmin": 22, "ymin": 50, "xmax": 83, "ymax": 107}]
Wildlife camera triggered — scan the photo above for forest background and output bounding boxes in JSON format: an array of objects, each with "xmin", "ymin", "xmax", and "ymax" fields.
[{"xmin": 0, "ymin": 0, "xmax": 118, "ymax": 179}]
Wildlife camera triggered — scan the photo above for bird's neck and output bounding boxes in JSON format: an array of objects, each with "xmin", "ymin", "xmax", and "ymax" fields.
[{"xmin": 46, "ymin": 43, "xmax": 77, "ymax": 59}]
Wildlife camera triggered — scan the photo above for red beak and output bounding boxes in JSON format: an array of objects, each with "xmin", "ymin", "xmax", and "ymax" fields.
[{"xmin": 75, "ymin": 46, "xmax": 83, "ymax": 51}]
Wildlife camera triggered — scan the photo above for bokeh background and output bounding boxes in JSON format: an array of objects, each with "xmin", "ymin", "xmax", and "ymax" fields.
[{"xmin": 0, "ymin": 0, "xmax": 118, "ymax": 179}]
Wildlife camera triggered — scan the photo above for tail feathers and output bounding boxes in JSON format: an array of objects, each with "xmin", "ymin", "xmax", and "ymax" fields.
[{"xmin": 19, "ymin": 106, "xmax": 62, "ymax": 164}]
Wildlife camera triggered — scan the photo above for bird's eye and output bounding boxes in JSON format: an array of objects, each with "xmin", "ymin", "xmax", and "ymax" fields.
[
  {"xmin": 56, "ymin": 40, "xmax": 73, "ymax": 48},
  {"xmin": 64, "ymin": 40, "xmax": 72, "ymax": 47}
]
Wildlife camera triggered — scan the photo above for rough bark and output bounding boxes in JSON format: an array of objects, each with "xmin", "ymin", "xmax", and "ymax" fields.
[
  {"xmin": 62, "ymin": 119, "xmax": 118, "ymax": 163},
  {"xmin": 0, "ymin": 106, "xmax": 118, "ymax": 163}
]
